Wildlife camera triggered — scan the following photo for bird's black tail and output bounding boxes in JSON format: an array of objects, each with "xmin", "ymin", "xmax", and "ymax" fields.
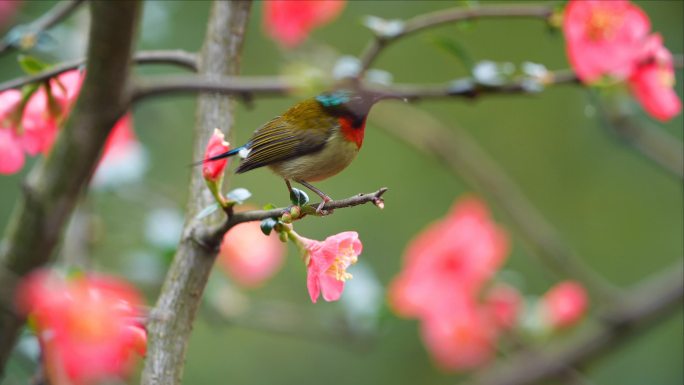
[{"xmin": 192, "ymin": 145, "xmax": 245, "ymax": 166}]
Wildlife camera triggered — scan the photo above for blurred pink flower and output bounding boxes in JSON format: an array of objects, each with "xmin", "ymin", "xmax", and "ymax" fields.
[
  {"xmin": 483, "ymin": 283, "xmax": 523, "ymax": 331},
  {"xmin": 388, "ymin": 197, "xmax": 509, "ymax": 319},
  {"xmin": 99, "ymin": 113, "xmax": 136, "ymax": 164},
  {"xmin": 563, "ymin": 0, "xmax": 650, "ymax": 83},
  {"xmin": 0, "ymin": 128, "xmax": 24, "ymax": 174},
  {"xmin": 218, "ymin": 218, "xmax": 286, "ymax": 288},
  {"xmin": 0, "ymin": 89, "xmax": 24, "ymax": 174},
  {"xmin": 302, "ymin": 231, "xmax": 362, "ymax": 303},
  {"xmin": 629, "ymin": 34, "xmax": 682, "ymax": 121},
  {"xmin": 263, "ymin": 0, "xmax": 345, "ymax": 48},
  {"xmin": 20, "ymin": 69, "xmax": 83, "ymax": 155},
  {"xmin": 388, "ymin": 196, "xmax": 516, "ymax": 371},
  {"xmin": 541, "ymin": 280, "xmax": 588, "ymax": 329},
  {"xmin": 0, "ymin": 69, "xmax": 84, "ymax": 175},
  {"xmin": 420, "ymin": 294, "xmax": 498, "ymax": 371},
  {"xmin": 16, "ymin": 270, "xmax": 146, "ymax": 385},
  {"xmin": 0, "ymin": 0, "xmax": 20, "ymax": 29},
  {"xmin": 202, "ymin": 128, "xmax": 230, "ymax": 182}
]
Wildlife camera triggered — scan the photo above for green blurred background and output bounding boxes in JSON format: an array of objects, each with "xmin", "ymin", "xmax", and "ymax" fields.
[{"xmin": 1, "ymin": 1, "xmax": 682, "ymax": 384}]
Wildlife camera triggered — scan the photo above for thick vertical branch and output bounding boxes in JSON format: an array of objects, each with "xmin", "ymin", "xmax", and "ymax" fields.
[
  {"xmin": 140, "ymin": 2, "xmax": 251, "ymax": 385},
  {"xmin": 0, "ymin": 1, "xmax": 140, "ymax": 376}
]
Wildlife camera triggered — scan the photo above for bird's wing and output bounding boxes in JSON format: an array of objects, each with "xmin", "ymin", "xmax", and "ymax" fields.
[{"xmin": 235, "ymin": 116, "xmax": 332, "ymax": 173}]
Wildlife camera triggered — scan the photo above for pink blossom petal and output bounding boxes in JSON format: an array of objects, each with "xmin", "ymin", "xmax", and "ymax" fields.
[
  {"xmin": 263, "ymin": 0, "xmax": 345, "ymax": 48},
  {"xmin": 318, "ymin": 273, "xmax": 344, "ymax": 302},
  {"xmin": 563, "ymin": 0, "xmax": 651, "ymax": 82},
  {"xmin": 202, "ymin": 128, "xmax": 230, "ymax": 181},
  {"xmin": 629, "ymin": 34, "xmax": 682, "ymax": 121},
  {"xmin": 0, "ymin": 129, "xmax": 25, "ymax": 174},
  {"xmin": 218, "ymin": 218, "xmax": 285, "ymax": 288}
]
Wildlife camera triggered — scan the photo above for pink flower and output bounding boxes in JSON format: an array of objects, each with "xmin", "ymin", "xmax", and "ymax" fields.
[
  {"xmin": 1, "ymin": 89, "xmax": 24, "ymax": 174},
  {"xmin": 563, "ymin": 0, "xmax": 650, "ymax": 83},
  {"xmin": 540, "ymin": 280, "xmax": 588, "ymax": 329},
  {"xmin": 629, "ymin": 34, "xmax": 682, "ymax": 121},
  {"xmin": 16, "ymin": 270, "xmax": 146, "ymax": 385},
  {"xmin": 302, "ymin": 231, "xmax": 362, "ymax": 303},
  {"xmin": 218, "ymin": 218, "xmax": 286, "ymax": 288},
  {"xmin": 419, "ymin": 294, "xmax": 498, "ymax": 371},
  {"xmin": 202, "ymin": 128, "xmax": 230, "ymax": 182},
  {"xmin": 483, "ymin": 283, "xmax": 523, "ymax": 331},
  {"xmin": 388, "ymin": 197, "xmax": 509, "ymax": 319},
  {"xmin": 98, "ymin": 114, "xmax": 138, "ymax": 167},
  {"xmin": 0, "ymin": 0, "xmax": 20, "ymax": 29},
  {"xmin": 0, "ymin": 128, "xmax": 24, "ymax": 174},
  {"xmin": 20, "ymin": 69, "xmax": 84, "ymax": 155},
  {"xmin": 263, "ymin": 0, "xmax": 345, "ymax": 48}
]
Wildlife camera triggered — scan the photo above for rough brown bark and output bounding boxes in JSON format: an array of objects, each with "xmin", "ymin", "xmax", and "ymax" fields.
[
  {"xmin": 0, "ymin": 0, "xmax": 140, "ymax": 377},
  {"xmin": 140, "ymin": 2, "xmax": 252, "ymax": 385}
]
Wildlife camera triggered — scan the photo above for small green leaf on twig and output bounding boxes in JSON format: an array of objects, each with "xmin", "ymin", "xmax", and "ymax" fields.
[
  {"xmin": 18, "ymin": 54, "xmax": 51, "ymax": 75},
  {"xmin": 195, "ymin": 203, "xmax": 219, "ymax": 220},
  {"xmin": 260, "ymin": 218, "xmax": 278, "ymax": 235},
  {"xmin": 289, "ymin": 188, "xmax": 309, "ymax": 206},
  {"xmin": 226, "ymin": 188, "xmax": 251, "ymax": 204}
]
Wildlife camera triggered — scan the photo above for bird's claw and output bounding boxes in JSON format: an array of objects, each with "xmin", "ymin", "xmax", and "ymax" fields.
[{"xmin": 315, "ymin": 199, "xmax": 333, "ymax": 216}]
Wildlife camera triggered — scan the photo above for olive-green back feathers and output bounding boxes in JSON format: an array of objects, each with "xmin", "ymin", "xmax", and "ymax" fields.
[{"xmin": 235, "ymin": 99, "xmax": 337, "ymax": 173}]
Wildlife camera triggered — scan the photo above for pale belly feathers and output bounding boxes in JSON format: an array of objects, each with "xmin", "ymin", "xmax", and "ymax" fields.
[{"xmin": 268, "ymin": 131, "xmax": 359, "ymax": 182}]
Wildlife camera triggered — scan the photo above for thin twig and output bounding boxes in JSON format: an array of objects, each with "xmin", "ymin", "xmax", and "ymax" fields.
[
  {"xmin": 200, "ymin": 188, "xmax": 388, "ymax": 245},
  {"xmin": 595, "ymin": 96, "xmax": 684, "ymax": 179},
  {"xmin": 0, "ymin": 0, "xmax": 86, "ymax": 55},
  {"xmin": 131, "ymin": 69, "xmax": 578, "ymax": 102},
  {"xmin": 132, "ymin": 74, "xmax": 291, "ymax": 102},
  {"xmin": 358, "ymin": 4, "xmax": 554, "ymax": 76},
  {"xmin": 0, "ymin": 50, "xmax": 198, "ymax": 92}
]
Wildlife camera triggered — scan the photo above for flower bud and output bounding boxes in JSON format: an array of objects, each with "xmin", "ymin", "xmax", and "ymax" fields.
[{"xmin": 202, "ymin": 128, "xmax": 230, "ymax": 182}]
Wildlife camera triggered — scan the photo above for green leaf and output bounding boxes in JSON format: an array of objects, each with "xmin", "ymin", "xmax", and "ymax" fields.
[
  {"xmin": 18, "ymin": 54, "xmax": 50, "ymax": 75},
  {"xmin": 430, "ymin": 36, "xmax": 474, "ymax": 73},
  {"xmin": 226, "ymin": 188, "xmax": 251, "ymax": 204},
  {"xmin": 263, "ymin": 203, "xmax": 277, "ymax": 210},
  {"xmin": 260, "ymin": 218, "xmax": 278, "ymax": 236},
  {"xmin": 289, "ymin": 188, "xmax": 309, "ymax": 206},
  {"xmin": 195, "ymin": 203, "xmax": 219, "ymax": 220}
]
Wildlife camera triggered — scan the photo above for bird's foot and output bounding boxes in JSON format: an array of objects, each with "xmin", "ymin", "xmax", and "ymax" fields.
[{"xmin": 315, "ymin": 198, "xmax": 333, "ymax": 215}]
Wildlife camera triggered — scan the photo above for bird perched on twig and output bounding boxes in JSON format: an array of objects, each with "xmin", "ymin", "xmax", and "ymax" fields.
[{"xmin": 203, "ymin": 89, "xmax": 396, "ymax": 213}]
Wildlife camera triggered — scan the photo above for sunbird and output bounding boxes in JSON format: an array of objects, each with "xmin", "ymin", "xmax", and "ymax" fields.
[{"xmin": 203, "ymin": 89, "xmax": 395, "ymax": 213}]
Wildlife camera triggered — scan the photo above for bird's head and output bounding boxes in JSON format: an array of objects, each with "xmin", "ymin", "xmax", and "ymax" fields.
[{"xmin": 315, "ymin": 89, "xmax": 401, "ymax": 126}]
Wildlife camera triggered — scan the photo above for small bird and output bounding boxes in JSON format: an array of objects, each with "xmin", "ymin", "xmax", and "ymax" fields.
[{"xmin": 204, "ymin": 89, "xmax": 391, "ymax": 213}]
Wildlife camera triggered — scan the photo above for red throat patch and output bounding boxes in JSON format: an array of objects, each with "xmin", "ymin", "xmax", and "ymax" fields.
[{"xmin": 339, "ymin": 117, "xmax": 366, "ymax": 149}]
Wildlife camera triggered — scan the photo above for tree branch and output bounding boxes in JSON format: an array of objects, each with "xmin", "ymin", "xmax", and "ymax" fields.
[
  {"xmin": 0, "ymin": 0, "xmax": 140, "ymax": 376},
  {"xmin": 130, "ymin": 68, "xmax": 578, "ymax": 102},
  {"xmin": 199, "ymin": 188, "xmax": 388, "ymax": 246},
  {"xmin": 141, "ymin": 2, "xmax": 252, "ymax": 385},
  {"xmin": 358, "ymin": 4, "xmax": 554, "ymax": 76},
  {"xmin": 0, "ymin": 0, "xmax": 86, "ymax": 55},
  {"xmin": 596, "ymin": 98, "xmax": 684, "ymax": 179},
  {"xmin": 371, "ymin": 104, "xmax": 618, "ymax": 300},
  {"xmin": 463, "ymin": 260, "xmax": 683, "ymax": 385},
  {"xmin": 132, "ymin": 74, "xmax": 291, "ymax": 102},
  {"xmin": 0, "ymin": 50, "xmax": 198, "ymax": 92}
]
